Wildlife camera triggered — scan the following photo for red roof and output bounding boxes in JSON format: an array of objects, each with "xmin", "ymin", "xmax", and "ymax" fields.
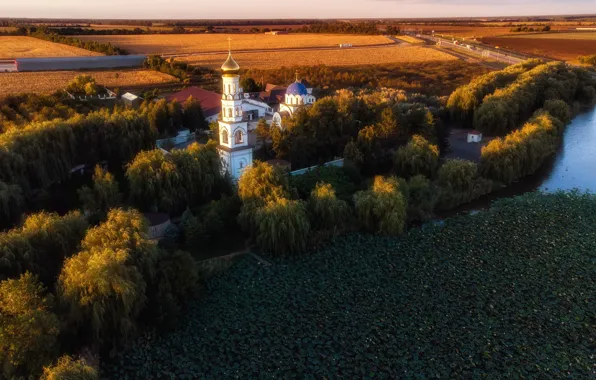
[
  {"xmin": 165, "ymin": 87, "xmax": 221, "ymax": 117},
  {"xmin": 468, "ymin": 130, "xmax": 482, "ymax": 135}
]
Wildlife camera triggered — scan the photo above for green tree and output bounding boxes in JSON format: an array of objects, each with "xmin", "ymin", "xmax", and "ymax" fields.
[
  {"xmin": 167, "ymin": 100, "xmax": 184, "ymax": 135},
  {"xmin": 308, "ymin": 182, "xmax": 350, "ymax": 233},
  {"xmin": 0, "ymin": 181, "xmax": 24, "ymax": 229},
  {"xmin": 182, "ymin": 96, "xmax": 207, "ymax": 132},
  {"xmin": 543, "ymin": 99, "xmax": 571, "ymax": 124},
  {"xmin": 0, "ymin": 273, "xmax": 60, "ymax": 378},
  {"xmin": 354, "ymin": 176, "xmax": 407, "ymax": 235},
  {"xmin": 58, "ymin": 209, "xmax": 157, "ymax": 347},
  {"xmin": 41, "ymin": 355, "xmax": 98, "ymax": 380},
  {"xmin": 148, "ymin": 98, "xmax": 169, "ymax": 135},
  {"xmin": 436, "ymin": 159, "xmax": 492, "ymax": 209},
  {"xmin": 406, "ymin": 175, "xmax": 437, "ymax": 222},
  {"xmin": 254, "ymin": 198, "xmax": 310, "ymax": 256},
  {"xmin": 394, "ymin": 135, "xmax": 440, "ymax": 178},
  {"xmin": 241, "ymin": 77, "xmax": 260, "ymax": 92},
  {"xmin": 78, "ymin": 166, "xmax": 121, "ymax": 222}
]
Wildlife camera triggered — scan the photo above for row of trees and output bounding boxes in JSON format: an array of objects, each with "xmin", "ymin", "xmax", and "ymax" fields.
[
  {"xmin": 126, "ymin": 141, "xmax": 224, "ymax": 214},
  {"xmin": 447, "ymin": 59, "xmax": 542, "ymax": 125},
  {"xmin": 140, "ymin": 96, "xmax": 208, "ymax": 136},
  {"xmin": 299, "ymin": 21, "xmax": 384, "ymax": 35},
  {"xmin": 473, "ymin": 62, "xmax": 595, "ymax": 135},
  {"xmin": 578, "ymin": 54, "xmax": 596, "ymax": 66},
  {"xmin": 30, "ymin": 28, "xmax": 127, "ymax": 55}
]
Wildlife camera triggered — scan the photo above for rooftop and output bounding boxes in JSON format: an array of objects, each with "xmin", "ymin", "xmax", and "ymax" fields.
[{"xmin": 165, "ymin": 87, "xmax": 221, "ymax": 117}]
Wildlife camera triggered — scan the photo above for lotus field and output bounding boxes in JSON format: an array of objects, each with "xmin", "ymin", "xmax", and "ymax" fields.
[{"xmin": 104, "ymin": 191, "xmax": 596, "ymax": 378}]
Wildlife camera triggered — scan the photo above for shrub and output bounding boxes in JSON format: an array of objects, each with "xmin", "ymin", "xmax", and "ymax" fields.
[
  {"xmin": 290, "ymin": 165, "xmax": 358, "ymax": 202},
  {"xmin": 353, "ymin": 176, "xmax": 407, "ymax": 235},
  {"xmin": 578, "ymin": 54, "xmax": 596, "ymax": 66},
  {"xmin": 393, "ymin": 135, "xmax": 440, "ymax": 178},
  {"xmin": 41, "ymin": 355, "xmax": 98, "ymax": 380},
  {"xmin": 0, "ymin": 273, "xmax": 60, "ymax": 378},
  {"xmin": 254, "ymin": 198, "xmax": 310, "ymax": 256},
  {"xmin": 308, "ymin": 182, "xmax": 351, "ymax": 233}
]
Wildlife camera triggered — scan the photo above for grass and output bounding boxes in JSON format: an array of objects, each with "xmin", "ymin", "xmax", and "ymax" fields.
[
  {"xmin": 177, "ymin": 45, "xmax": 457, "ymax": 70},
  {"xmin": 76, "ymin": 33, "xmax": 392, "ymax": 55},
  {"xmin": 102, "ymin": 191, "xmax": 596, "ymax": 378},
  {"xmin": 0, "ymin": 36, "xmax": 103, "ymax": 59},
  {"xmin": 0, "ymin": 69, "xmax": 178, "ymax": 97}
]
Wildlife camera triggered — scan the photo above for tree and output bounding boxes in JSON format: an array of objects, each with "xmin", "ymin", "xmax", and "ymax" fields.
[
  {"xmin": 436, "ymin": 159, "xmax": 492, "ymax": 209},
  {"xmin": 353, "ymin": 176, "xmax": 408, "ymax": 235},
  {"xmin": 255, "ymin": 118, "xmax": 273, "ymax": 156},
  {"xmin": 148, "ymin": 98, "xmax": 169, "ymax": 135},
  {"xmin": 543, "ymin": 99, "xmax": 571, "ymax": 124},
  {"xmin": 240, "ymin": 77, "xmax": 260, "ymax": 93},
  {"xmin": 78, "ymin": 166, "xmax": 121, "ymax": 222},
  {"xmin": 182, "ymin": 96, "xmax": 207, "ymax": 132},
  {"xmin": 41, "ymin": 355, "xmax": 98, "ymax": 380},
  {"xmin": 405, "ymin": 175, "xmax": 437, "ymax": 222},
  {"xmin": 394, "ymin": 135, "xmax": 440, "ymax": 178},
  {"xmin": 308, "ymin": 182, "xmax": 350, "ymax": 233},
  {"xmin": 66, "ymin": 75, "xmax": 96, "ymax": 94},
  {"xmin": 167, "ymin": 100, "xmax": 184, "ymax": 135},
  {"xmin": 0, "ymin": 273, "xmax": 60, "ymax": 378},
  {"xmin": 0, "ymin": 181, "xmax": 24, "ymax": 229},
  {"xmin": 254, "ymin": 198, "xmax": 310, "ymax": 256},
  {"xmin": 58, "ymin": 209, "xmax": 157, "ymax": 347}
]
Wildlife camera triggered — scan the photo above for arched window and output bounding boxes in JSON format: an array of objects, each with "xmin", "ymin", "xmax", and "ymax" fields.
[
  {"xmin": 235, "ymin": 130, "xmax": 243, "ymax": 144},
  {"xmin": 221, "ymin": 129, "xmax": 229, "ymax": 144},
  {"xmin": 228, "ymin": 108, "xmax": 233, "ymax": 118},
  {"xmin": 227, "ymin": 84, "xmax": 231, "ymax": 94}
]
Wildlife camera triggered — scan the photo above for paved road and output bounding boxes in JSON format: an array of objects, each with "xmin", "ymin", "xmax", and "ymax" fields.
[
  {"xmin": 161, "ymin": 37, "xmax": 401, "ymax": 58},
  {"xmin": 418, "ymin": 35, "xmax": 526, "ymax": 65}
]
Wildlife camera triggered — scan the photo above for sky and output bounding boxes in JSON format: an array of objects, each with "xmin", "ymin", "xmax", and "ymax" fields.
[{"xmin": 1, "ymin": 0, "xmax": 595, "ymax": 19}]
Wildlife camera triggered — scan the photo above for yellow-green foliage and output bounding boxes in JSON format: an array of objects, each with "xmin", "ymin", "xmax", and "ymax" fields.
[
  {"xmin": 78, "ymin": 166, "xmax": 121, "ymax": 221},
  {"xmin": 58, "ymin": 209, "xmax": 157, "ymax": 346},
  {"xmin": 308, "ymin": 182, "xmax": 351, "ymax": 233},
  {"xmin": 354, "ymin": 176, "xmax": 407, "ymax": 235},
  {"xmin": 447, "ymin": 59, "xmax": 542, "ymax": 124},
  {"xmin": 126, "ymin": 141, "xmax": 221, "ymax": 213},
  {"xmin": 41, "ymin": 355, "xmax": 98, "ymax": 380},
  {"xmin": 0, "ymin": 211, "xmax": 88, "ymax": 284},
  {"xmin": 255, "ymin": 198, "xmax": 310, "ymax": 256},
  {"xmin": 394, "ymin": 135, "xmax": 440, "ymax": 178},
  {"xmin": 480, "ymin": 110, "xmax": 563, "ymax": 184},
  {"xmin": 0, "ymin": 273, "xmax": 59, "ymax": 378},
  {"xmin": 66, "ymin": 75, "xmax": 97, "ymax": 95},
  {"xmin": 0, "ymin": 110, "xmax": 155, "ymax": 191}
]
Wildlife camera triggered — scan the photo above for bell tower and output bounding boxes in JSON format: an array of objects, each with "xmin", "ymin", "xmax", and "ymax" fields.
[{"xmin": 218, "ymin": 39, "xmax": 253, "ymax": 180}]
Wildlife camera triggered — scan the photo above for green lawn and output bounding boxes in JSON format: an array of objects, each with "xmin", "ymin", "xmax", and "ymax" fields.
[{"xmin": 105, "ymin": 191, "xmax": 596, "ymax": 379}]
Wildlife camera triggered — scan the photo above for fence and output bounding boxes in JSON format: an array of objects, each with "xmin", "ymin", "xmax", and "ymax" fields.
[{"xmin": 289, "ymin": 158, "xmax": 344, "ymax": 176}]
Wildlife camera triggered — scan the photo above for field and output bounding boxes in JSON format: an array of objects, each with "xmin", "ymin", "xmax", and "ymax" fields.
[
  {"xmin": 502, "ymin": 31, "xmax": 596, "ymax": 40},
  {"xmin": 103, "ymin": 192, "xmax": 596, "ymax": 378},
  {"xmin": 76, "ymin": 33, "xmax": 392, "ymax": 55},
  {"xmin": 0, "ymin": 36, "xmax": 102, "ymax": 59},
  {"xmin": 483, "ymin": 35, "xmax": 596, "ymax": 61},
  {"xmin": 394, "ymin": 35, "xmax": 424, "ymax": 44},
  {"xmin": 0, "ymin": 69, "xmax": 177, "ymax": 97},
  {"xmin": 400, "ymin": 24, "xmax": 572, "ymax": 38},
  {"xmin": 178, "ymin": 45, "xmax": 457, "ymax": 69}
]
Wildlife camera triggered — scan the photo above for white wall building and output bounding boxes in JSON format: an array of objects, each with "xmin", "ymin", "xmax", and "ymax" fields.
[{"xmin": 217, "ymin": 52, "xmax": 316, "ymax": 180}]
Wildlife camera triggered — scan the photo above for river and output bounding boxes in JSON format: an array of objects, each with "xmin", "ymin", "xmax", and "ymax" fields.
[{"xmin": 442, "ymin": 106, "xmax": 596, "ymax": 217}]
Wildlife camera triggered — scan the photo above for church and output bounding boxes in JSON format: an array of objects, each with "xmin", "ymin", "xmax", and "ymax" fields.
[{"xmin": 217, "ymin": 49, "xmax": 316, "ymax": 180}]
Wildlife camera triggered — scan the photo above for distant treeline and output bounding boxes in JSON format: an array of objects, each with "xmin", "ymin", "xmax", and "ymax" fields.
[{"xmin": 298, "ymin": 21, "xmax": 390, "ymax": 35}]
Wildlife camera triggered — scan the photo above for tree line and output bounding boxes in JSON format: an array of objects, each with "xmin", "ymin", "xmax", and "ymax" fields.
[
  {"xmin": 29, "ymin": 28, "xmax": 128, "ymax": 55},
  {"xmin": 298, "ymin": 21, "xmax": 386, "ymax": 35}
]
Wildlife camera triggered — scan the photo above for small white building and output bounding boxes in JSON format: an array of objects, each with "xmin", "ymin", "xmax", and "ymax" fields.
[{"xmin": 467, "ymin": 130, "xmax": 483, "ymax": 143}]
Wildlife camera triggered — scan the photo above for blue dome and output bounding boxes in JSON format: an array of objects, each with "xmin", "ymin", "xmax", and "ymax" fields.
[{"xmin": 286, "ymin": 81, "xmax": 308, "ymax": 96}]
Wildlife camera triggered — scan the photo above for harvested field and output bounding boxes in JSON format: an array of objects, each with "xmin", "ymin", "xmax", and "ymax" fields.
[
  {"xmin": 0, "ymin": 36, "xmax": 102, "ymax": 59},
  {"xmin": 502, "ymin": 32, "xmax": 596, "ymax": 40},
  {"xmin": 76, "ymin": 33, "xmax": 391, "ymax": 55},
  {"xmin": 482, "ymin": 36, "xmax": 596, "ymax": 61},
  {"xmin": 0, "ymin": 69, "xmax": 177, "ymax": 97},
  {"xmin": 178, "ymin": 45, "xmax": 457, "ymax": 69},
  {"xmin": 399, "ymin": 24, "xmax": 571, "ymax": 38}
]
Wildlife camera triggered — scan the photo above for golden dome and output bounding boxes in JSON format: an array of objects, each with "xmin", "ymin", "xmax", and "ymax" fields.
[{"xmin": 221, "ymin": 53, "xmax": 240, "ymax": 75}]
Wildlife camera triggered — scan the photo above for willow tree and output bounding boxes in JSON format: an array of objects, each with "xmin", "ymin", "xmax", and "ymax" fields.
[
  {"xmin": 308, "ymin": 182, "xmax": 350, "ymax": 233},
  {"xmin": 126, "ymin": 141, "xmax": 222, "ymax": 213},
  {"xmin": 0, "ymin": 181, "xmax": 24, "ymax": 229},
  {"xmin": 254, "ymin": 198, "xmax": 310, "ymax": 256},
  {"xmin": 406, "ymin": 175, "xmax": 438, "ymax": 222},
  {"xmin": 78, "ymin": 166, "xmax": 121, "ymax": 222},
  {"xmin": 436, "ymin": 159, "xmax": 492, "ymax": 209},
  {"xmin": 394, "ymin": 135, "xmax": 440, "ymax": 179},
  {"xmin": 58, "ymin": 209, "xmax": 157, "ymax": 347},
  {"xmin": 41, "ymin": 355, "xmax": 98, "ymax": 380},
  {"xmin": 354, "ymin": 176, "xmax": 407, "ymax": 236},
  {"xmin": 0, "ymin": 273, "xmax": 60, "ymax": 378},
  {"xmin": 0, "ymin": 211, "xmax": 88, "ymax": 284}
]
